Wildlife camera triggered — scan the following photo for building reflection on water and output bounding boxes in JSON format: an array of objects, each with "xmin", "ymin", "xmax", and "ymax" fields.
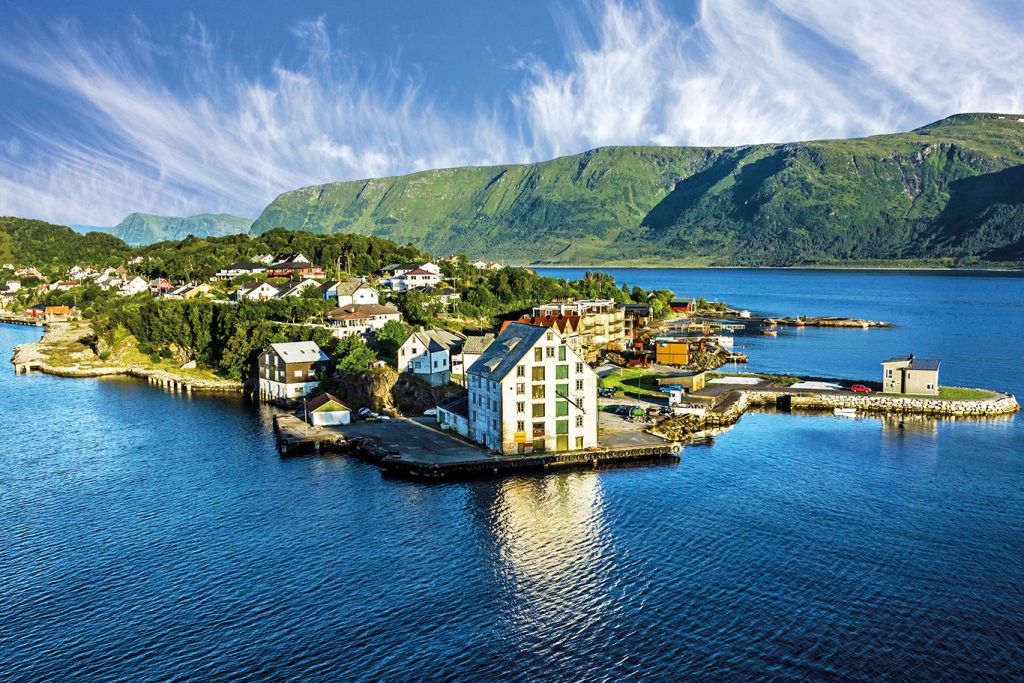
[{"xmin": 478, "ymin": 473, "xmax": 615, "ymax": 655}]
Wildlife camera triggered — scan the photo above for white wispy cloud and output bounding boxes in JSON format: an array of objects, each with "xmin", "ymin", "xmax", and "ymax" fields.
[{"xmin": 0, "ymin": 0, "xmax": 1021, "ymax": 226}]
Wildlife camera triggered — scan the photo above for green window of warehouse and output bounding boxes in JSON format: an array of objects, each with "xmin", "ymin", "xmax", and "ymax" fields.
[
  {"xmin": 556, "ymin": 401, "xmax": 569, "ymax": 417},
  {"xmin": 556, "ymin": 365, "xmax": 569, "ymax": 379},
  {"xmin": 532, "ymin": 403, "xmax": 546, "ymax": 418},
  {"xmin": 556, "ymin": 419, "xmax": 569, "ymax": 434}
]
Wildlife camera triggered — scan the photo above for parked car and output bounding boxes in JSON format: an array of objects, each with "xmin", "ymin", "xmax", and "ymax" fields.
[
  {"xmin": 850, "ymin": 384, "xmax": 873, "ymax": 393},
  {"xmin": 357, "ymin": 407, "xmax": 372, "ymax": 418}
]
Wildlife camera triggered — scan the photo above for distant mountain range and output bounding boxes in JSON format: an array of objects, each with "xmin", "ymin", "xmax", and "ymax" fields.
[
  {"xmin": 250, "ymin": 113, "xmax": 1024, "ymax": 266},
  {"xmin": 73, "ymin": 213, "xmax": 252, "ymax": 246}
]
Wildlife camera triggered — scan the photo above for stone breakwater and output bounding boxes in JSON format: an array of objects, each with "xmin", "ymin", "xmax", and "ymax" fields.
[{"xmin": 655, "ymin": 388, "xmax": 1019, "ymax": 441}]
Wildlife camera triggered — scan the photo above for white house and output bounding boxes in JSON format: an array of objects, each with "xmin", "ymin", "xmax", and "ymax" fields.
[
  {"xmin": 235, "ymin": 281, "xmax": 280, "ymax": 301},
  {"xmin": 328, "ymin": 303, "xmax": 402, "ymax": 338},
  {"xmin": 257, "ymin": 341, "xmax": 329, "ymax": 401},
  {"xmin": 466, "ymin": 323, "xmax": 598, "ymax": 455},
  {"xmin": 379, "ymin": 262, "xmax": 442, "ymax": 291},
  {"xmin": 332, "ymin": 279, "xmax": 379, "ymax": 306},
  {"xmin": 118, "ymin": 276, "xmax": 150, "ymax": 296},
  {"xmin": 276, "ymin": 279, "xmax": 321, "ymax": 298},
  {"xmin": 270, "ymin": 252, "xmax": 310, "ymax": 266},
  {"xmin": 215, "ymin": 262, "xmax": 268, "ymax": 280},
  {"xmin": 397, "ymin": 328, "xmax": 465, "ymax": 387}
]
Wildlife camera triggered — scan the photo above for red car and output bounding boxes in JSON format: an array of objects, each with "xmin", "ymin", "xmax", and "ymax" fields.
[{"xmin": 850, "ymin": 384, "xmax": 873, "ymax": 393}]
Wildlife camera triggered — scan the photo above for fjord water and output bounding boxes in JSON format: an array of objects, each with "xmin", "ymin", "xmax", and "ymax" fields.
[{"xmin": 2, "ymin": 270, "xmax": 1023, "ymax": 681}]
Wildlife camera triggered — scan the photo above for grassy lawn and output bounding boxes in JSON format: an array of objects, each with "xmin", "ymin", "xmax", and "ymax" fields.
[
  {"xmin": 886, "ymin": 386, "xmax": 997, "ymax": 400},
  {"xmin": 599, "ymin": 367, "xmax": 666, "ymax": 398}
]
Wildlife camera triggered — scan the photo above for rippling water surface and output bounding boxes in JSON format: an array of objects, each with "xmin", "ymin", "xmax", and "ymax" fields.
[{"xmin": 2, "ymin": 269, "xmax": 1023, "ymax": 681}]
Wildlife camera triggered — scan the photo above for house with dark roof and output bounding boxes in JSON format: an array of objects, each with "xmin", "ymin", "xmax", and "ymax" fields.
[
  {"xmin": 466, "ymin": 322, "xmax": 598, "ymax": 455},
  {"xmin": 882, "ymin": 355, "xmax": 941, "ymax": 395},
  {"xmin": 436, "ymin": 391, "xmax": 470, "ymax": 437},
  {"xmin": 397, "ymin": 328, "xmax": 466, "ymax": 386}
]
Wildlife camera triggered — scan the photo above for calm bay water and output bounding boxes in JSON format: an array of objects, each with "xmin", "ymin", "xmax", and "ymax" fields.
[{"xmin": 2, "ymin": 269, "xmax": 1023, "ymax": 681}]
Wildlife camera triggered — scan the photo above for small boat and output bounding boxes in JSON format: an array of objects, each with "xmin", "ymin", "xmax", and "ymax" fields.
[
  {"xmin": 833, "ymin": 407, "xmax": 857, "ymax": 416},
  {"xmin": 760, "ymin": 328, "xmax": 777, "ymax": 336}
]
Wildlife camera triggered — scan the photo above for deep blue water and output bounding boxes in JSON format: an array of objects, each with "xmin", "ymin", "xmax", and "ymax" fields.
[{"xmin": 2, "ymin": 269, "xmax": 1024, "ymax": 681}]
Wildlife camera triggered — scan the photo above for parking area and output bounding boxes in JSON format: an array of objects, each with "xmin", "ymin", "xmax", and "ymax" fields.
[
  {"xmin": 339, "ymin": 416, "xmax": 495, "ymax": 464},
  {"xmin": 597, "ymin": 397, "xmax": 672, "ymax": 448}
]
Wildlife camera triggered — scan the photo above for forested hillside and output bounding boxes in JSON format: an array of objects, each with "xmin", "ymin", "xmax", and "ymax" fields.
[
  {"xmin": 0, "ymin": 217, "xmax": 130, "ymax": 271},
  {"xmin": 251, "ymin": 113, "xmax": 1024, "ymax": 266}
]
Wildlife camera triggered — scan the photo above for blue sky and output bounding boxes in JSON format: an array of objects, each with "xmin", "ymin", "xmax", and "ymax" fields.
[{"xmin": 1, "ymin": 0, "xmax": 1022, "ymax": 226}]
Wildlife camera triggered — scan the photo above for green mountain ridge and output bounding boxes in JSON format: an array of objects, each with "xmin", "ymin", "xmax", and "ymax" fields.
[
  {"xmin": 105, "ymin": 213, "xmax": 253, "ymax": 246},
  {"xmin": 251, "ymin": 113, "xmax": 1024, "ymax": 265}
]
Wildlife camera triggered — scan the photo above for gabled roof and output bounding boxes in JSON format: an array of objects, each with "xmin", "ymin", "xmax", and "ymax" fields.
[
  {"xmin": 461, "ymin": 333, "xmax": 495, "ymax": 355},
  {"xmin": 502, "ymin": 314, "xmax": 578, "ymax": 335},
  {"xmin": 306, "ymin": 392, "xmax": 349, "ymax": 412},
  {"xmin": 403, "ymin": 267, "xmax": 437, "ymax": 277},
  {"xmin": 268, "ymin": 341, "xmax": 329, "ymax": 363},
  {"xmin": 882, "ymin": 356, "xmax": 941, "ymax": 371},
  {"xmin": 409, "ymin": 328, "xmax": 465, "ymax": 353},
  {"xmin": 335, "ymin": 278, "xmax": 373, "ymax": 297},
  {"xmin": 467, "ymin": 322, "xmax": 548, "ymax": 380}
]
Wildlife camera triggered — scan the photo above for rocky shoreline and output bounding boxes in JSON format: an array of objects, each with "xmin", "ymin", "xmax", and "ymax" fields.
[{"xmin": 10, "ymin": 322, "xmax": 242, "ymax": 393}]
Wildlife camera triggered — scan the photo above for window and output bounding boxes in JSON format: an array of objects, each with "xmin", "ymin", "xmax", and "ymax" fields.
[
  {"xmin": 516, "ymin": 420, "xmax": 525, "ymax": 432},
  {"xmin": 532, "ymin": 366, "xmax": 545, "ymax": 381},
  {"xmin": 576, "ymin": 436, "xmax": 584, "ymax": 449},
  {"xmin": 555, "ymin": 419, "xmax": 569, "ymax": 435},
  {"xmin": 532, "ymin": 403, "xmax": 546, "ymax": 418},
  {"xmin": 558, "ymin": 346, "xmax": 567, "ymax": 361},
  {"xmin": 294, "ymin": 370, "xmax": 302, "ymax": 378},
  {"xmin": 516, "ymin": 401, "xmax": 525, "ymax": 413},
  {"xmin": 534, "ymin": 348, "xmax": 543, "ymax": 362},
  {"xmin": 516, "ymin": 365, "xmax": 525, "ymax": 378},
  {"xmin": 546, "ymin": 331, "xmax": 553, "ymax": 341},
  {"xmin": 516, "ymin": 382, "xmax": 525, "ymax": 395},
  {"xmin": 556, "ymin": 383, "xmax": 568, "ymax": 398},
  {"xmin": 576, "ymin": 362, "xmax": 584, "ymax": 373},
  {"xmin": 576, "ymin": 415, "xmax": 584, "ymax": 428},
  {"xmin": 546, "ymin": 346, "xmax": 555, "ymax": 358},
  {"xmin": 532, "ymin": 384, "xmax": 546, "ymax": 399},
  {"xmin": 576, "ymin": 379, "xmax": 584, "ymax": 392},
  {"xmin": 556, "ymin": 401, "xmax": 569, "ymax": 417},
  {"xmin": 556, "ymin": 365, "xmax": 569, "ymax": 379}
]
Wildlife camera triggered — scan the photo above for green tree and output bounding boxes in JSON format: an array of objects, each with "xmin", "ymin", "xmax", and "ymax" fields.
[
  {"xmin": 373, "ymin": 319, "xmax": 410, "ymax": 356},
  {"xmin": 332, "ymin": 336, "xmax": 377, "ymax": 375}
]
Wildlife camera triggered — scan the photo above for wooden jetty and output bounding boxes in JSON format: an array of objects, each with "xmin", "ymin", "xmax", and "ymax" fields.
[{"xmin": 1, "ymin": 316, "xmax": 44, "ymax": 327}]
